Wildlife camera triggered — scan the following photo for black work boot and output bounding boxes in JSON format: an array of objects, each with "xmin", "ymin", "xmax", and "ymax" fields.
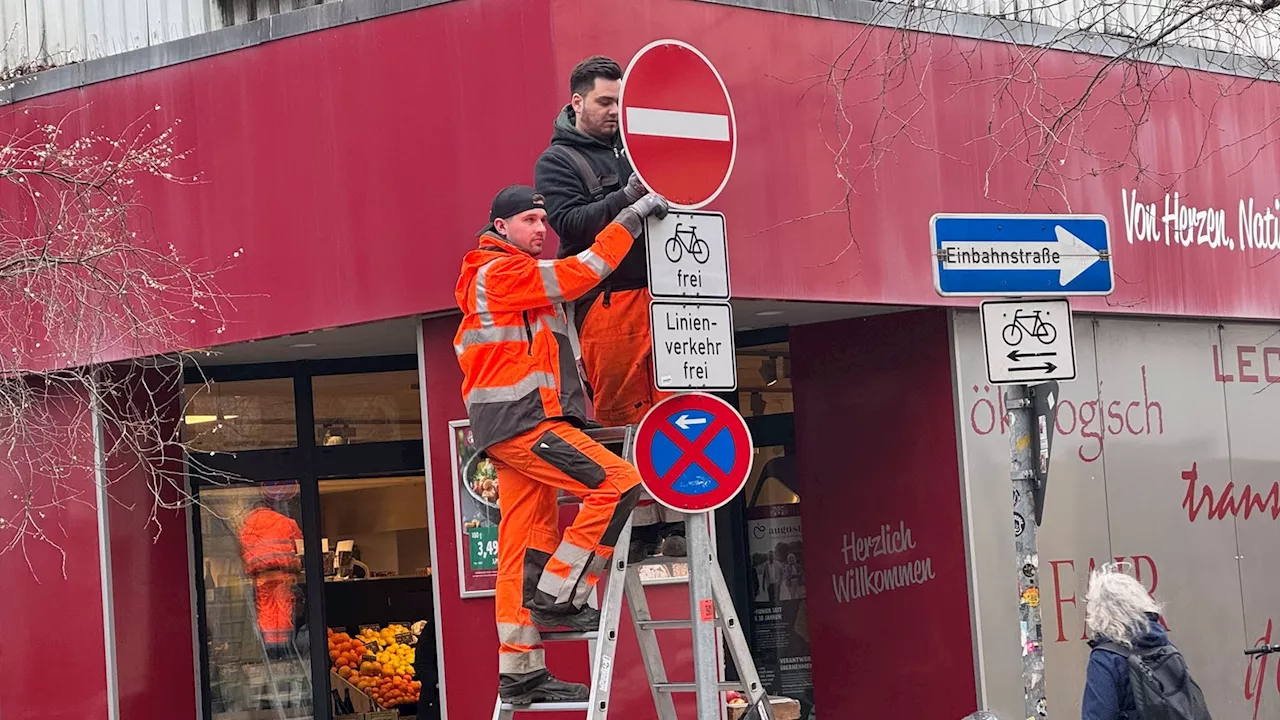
[
  {"xmin": 530, "ymin": 605, "xmax": 600, "ymax": 633},
  {"xmin": 500, "ymin": 674, "xmax": 589, "ymax": 705}
]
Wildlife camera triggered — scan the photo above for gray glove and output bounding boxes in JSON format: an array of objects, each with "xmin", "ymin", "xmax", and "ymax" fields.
[
  {"xmin": 622, "ymin": 173, "xmax": 648, "ymax": 203},
  {"xmin": 615, "ymin": 192, "xmax": 669, "ymax": 237}
]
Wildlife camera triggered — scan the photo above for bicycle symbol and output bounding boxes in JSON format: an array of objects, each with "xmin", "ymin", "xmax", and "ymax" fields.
[
  {"xmin": 1002, "ymin": 310, "xmax": 1057, "ymax": 345},
  {"xmin": 665, "ymin": 223, "xmax": 710, "ymax": 265}
]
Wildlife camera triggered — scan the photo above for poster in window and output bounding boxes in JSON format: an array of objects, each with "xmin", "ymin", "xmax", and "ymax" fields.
[
  {"xmin": 747, "ymin": 503, "xmax": 814, "ymax": 718},
  {"xmin": 449, "ymin": 419, "xmax": 501, "ymax": 597}
]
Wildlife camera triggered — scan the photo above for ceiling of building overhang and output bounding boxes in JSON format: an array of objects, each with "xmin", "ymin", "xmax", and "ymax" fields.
[{"xmin": 188, "ymin": 301, "xmax": 918, "ymax": 367}]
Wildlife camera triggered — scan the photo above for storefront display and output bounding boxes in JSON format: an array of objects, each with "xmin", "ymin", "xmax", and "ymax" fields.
[
  {"xmin": 449, "ymin": 419, "xmax": 500, "ymax": 597},
  {"xmin": 327, "ymin": 624, "xmax": 423, "ymax": 711}
]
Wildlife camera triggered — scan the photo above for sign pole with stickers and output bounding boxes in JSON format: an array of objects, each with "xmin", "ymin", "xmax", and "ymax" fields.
[
  {"xmin": 932, "ymin": 213, "xmax": 1115, "ymax": 720},
  {"xmin": 619, "ymin": 40, "xmax": 774, "ymax": 720}
]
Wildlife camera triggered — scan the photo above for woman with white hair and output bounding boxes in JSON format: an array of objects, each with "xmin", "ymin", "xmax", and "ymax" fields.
[{"xmin": 1081, "ymin": 563, "xmax": 1209, "ymax": 719}]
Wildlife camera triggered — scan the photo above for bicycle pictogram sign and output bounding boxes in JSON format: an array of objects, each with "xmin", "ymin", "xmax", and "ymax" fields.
[
  {"xmin": 634, "ymin": 393, "xmax": 752, "ymax": 512},
  {"xmin": 665, "ymin": 223, "xmax": 711, "ymax": 264},
  {"xmin": 1002, "ymin": 309, "xmax": 1057, "ymax": 346},
  {"xmin": 979, "ymin": 298, "xmax": 1077, "ymax": 385}
]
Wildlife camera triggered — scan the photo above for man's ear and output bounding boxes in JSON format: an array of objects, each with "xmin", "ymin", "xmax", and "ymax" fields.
[
  {"xmin": 493, "ymin": 218, "xmax": 508, "ymax": 237},
  {"xmin": 570, "ymin": 93, "xmax": 585, "ymax": 115}
]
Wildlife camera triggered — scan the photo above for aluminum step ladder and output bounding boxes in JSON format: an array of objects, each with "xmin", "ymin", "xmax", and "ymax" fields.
[{"xmin": 492, "ymin": 425, "xmax": 775, "ymax": 720}]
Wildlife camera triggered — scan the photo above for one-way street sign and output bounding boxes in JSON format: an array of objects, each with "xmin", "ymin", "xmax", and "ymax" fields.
[
  {"xmin": 931, "ymin": 214, "xmax": 1113, "ymax": 297},
  {"xmin": 980, "ymin": 298, "xmax": 1076, "ymax": 384}
]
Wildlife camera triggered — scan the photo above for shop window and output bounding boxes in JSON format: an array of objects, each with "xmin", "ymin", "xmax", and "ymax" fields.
[
  {"xmin": 320, "ymin": 475, "xmax": 432, "ymax": 712},
  {"xmin": 737, "ymin": 342, "xmax": 793, "ymax": 417},
  {"xmin": 318, "ymin": 475, "xmax": 431, "ymax": 580},
  {"xmin": 184, "ymin": 377, "xmax": 298, "ymax": 452},
  {"xmin": 197, "ymin": 481, "xmax": 313, "ymax": 720},
  {"xmin": 312, "ymin": 370, "xmax": 422, "ymax": 446}
]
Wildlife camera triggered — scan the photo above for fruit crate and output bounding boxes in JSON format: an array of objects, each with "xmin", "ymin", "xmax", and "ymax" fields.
[{"xmin": 330, "ymin": 671, "xmax": 379, "ymax": 713}]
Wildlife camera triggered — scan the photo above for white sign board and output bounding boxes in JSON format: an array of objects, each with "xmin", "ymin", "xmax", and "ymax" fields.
[
  {"xmin": 649, "ymin": 300, "xmax": 737, "ymax": 391},
  {"xmin": 645, "ymin": 211, "xmax": 729, "ymax": 299},
  {"xmin": 979, "ymin": 298, "xmax": 1077, "ymax": 384}
]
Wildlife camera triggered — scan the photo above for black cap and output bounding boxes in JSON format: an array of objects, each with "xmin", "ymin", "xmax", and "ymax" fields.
[{"xmin": 490, "ymin": 185, "xmax": 546, "ymax": 223}]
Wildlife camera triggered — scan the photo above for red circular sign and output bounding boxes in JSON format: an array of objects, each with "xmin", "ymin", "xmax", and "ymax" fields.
[
  {"xmin": 620, "ymin": 40, "xmax": 738, "ymax": 210},
  {"xmin": 634, "ymin": 393, "xmax": 753, "ymax": 512}
]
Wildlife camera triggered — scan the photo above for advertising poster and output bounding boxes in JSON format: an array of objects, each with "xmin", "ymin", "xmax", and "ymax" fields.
[
  {"xmin": 449, "ymin": 419, "xmax": 500, "ymax": 597},
  {"xmin": 746, "ymin": 503, "xmax": 814, "ymax": 717}
]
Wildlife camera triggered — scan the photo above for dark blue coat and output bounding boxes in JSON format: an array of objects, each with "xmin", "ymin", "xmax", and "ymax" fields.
[{"xmin": 1082, "ymin": 613, "xmax": 1170, "ymax": 720}]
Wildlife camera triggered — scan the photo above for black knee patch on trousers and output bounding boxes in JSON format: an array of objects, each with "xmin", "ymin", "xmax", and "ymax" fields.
[
  {"xmin": 522, "ymin": 548, "xmax": 551, "ymax": 607},
  {"xmin": 600, "ymin": 486, "xmax": 643, "ymax": 549},
  {"xmin": 531, "ymin": 431, "xmax": 607, "ymax": 488}
]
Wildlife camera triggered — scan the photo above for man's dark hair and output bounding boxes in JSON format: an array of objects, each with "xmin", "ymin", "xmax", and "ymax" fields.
[{"xmin": 570, "ymin": 55, "xmax": 622, "ymax": 97}]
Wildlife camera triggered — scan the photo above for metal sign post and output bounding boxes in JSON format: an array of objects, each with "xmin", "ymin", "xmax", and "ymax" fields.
[
  {"xmin": 686, "ymin": 512, "xmax": 721, "ymax": 719},
  {"xmin": 1006, "ymin": 383, "xmax": 1046, "ymax": 719}
]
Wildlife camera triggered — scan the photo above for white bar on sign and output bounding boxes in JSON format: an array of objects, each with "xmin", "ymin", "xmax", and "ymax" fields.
[{"xmin": 626, "ymin": 107, "xmax": 730, "ymax": 142}]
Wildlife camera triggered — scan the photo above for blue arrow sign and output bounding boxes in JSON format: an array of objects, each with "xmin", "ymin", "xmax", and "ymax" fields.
[{"xmin": 931, "ymin": 214, "xmax": 1114, "ymax": 297}]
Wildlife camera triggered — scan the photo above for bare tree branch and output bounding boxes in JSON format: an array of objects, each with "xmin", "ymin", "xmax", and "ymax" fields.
[{"xmin": 0, "ymin": 105, "xmax": 240, "ymax": 578}]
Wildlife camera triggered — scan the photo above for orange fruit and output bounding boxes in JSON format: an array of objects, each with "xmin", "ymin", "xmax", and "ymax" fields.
[{"xmin": 338, "ymin": 666, "xmax": 353, "ymax": 679}]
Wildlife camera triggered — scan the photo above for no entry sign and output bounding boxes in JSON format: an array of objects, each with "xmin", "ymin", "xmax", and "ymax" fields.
[
  {"xmin": 620, "ymin": 39, "xmax": 737, "ymax": 210},
  {"xmin": 634, "ymin": 393, "xmax": 752, "ymax": 512}
]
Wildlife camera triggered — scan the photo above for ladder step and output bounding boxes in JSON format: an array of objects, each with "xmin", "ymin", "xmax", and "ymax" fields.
[
  {"xmin": 539, "ymin": 630, "xmax": 598, "ymax": 641},
  {"xmin": 653, "ymin": 681, "xmax": 744, "ymax": 693},
  {"xmin": 631, "ymin": 555, "xmax": 688, "ymax": 566},
  {"xmin": 636, "ymin": 619, "xmax": 692, "ymax": 631},
  {"xmin": 498, "ymin": 701, "xmax": 591, "ymax": 712}
]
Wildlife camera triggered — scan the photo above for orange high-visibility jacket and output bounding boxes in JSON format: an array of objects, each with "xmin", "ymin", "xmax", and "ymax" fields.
[
  {"xmin": 239, "ymin": 507, "xmax": 303, "ymax": 575},
  {"xmin": 455, "ymin": 221, "xmax": 635, "ymax": 450}
]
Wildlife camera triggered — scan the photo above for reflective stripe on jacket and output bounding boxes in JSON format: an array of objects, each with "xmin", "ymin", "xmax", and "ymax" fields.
[{"xmin": 454, "ymin": 222, "xmax": 634, "ymax": 450}]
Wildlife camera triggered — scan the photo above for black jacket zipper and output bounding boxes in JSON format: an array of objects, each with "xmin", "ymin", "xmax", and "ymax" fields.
[{"xmin": 522, "ymin": 311, "xmax": 534, "ymax": 355}]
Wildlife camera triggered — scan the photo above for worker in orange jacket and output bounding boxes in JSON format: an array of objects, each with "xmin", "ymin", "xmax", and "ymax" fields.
[
  {"xmin": 238, "ymin": 497, "xmax": 304, "ymax": 650},
  {"xmin": 455, "ymin": 184, "xmax": 669, "ymax": 705}
]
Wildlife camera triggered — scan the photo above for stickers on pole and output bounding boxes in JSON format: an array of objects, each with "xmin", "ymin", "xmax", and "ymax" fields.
[{"xmin": 634, "ymin": 393, "xmax": 752, "ymax": 512}]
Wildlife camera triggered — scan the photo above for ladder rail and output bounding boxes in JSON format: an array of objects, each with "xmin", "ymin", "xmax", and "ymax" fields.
[
  {"xmin": 584, "ymin": 516, "xmax": 631, "ymax": 719},
  {"xmin": 624, "ymin": 570, "xmax": 680, "ymax": 720}
]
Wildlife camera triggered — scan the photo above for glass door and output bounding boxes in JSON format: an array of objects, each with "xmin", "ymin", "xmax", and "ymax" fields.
[{"xmin": 197, "ymin": 481, "xmax": 316, "ymax": 720}]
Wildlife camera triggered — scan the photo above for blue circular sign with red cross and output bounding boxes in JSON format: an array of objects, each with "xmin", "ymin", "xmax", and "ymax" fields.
[{"xmin": 634, "ymin": 393, "xmax": 753, "ymax": 512}]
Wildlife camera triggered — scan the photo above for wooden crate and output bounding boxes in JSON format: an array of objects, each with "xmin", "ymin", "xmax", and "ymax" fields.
[
  {"xmin": 330, "ymin": 671, "xmax": 379, "ymax": 714},
  {"xmin": 727, "ymin": 696, "xmax": 801, "ymax": 720}
]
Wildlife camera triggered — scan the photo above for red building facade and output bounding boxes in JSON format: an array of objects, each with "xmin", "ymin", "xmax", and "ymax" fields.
[{"xmin": 2, "ymin": 1, "xmax": 1279, "ymax": 719}]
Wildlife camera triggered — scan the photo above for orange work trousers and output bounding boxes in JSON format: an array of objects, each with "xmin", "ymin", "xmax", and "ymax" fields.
[
  {"xmin": 579, "ymin": 288, "xmax": 682, "ymax": 527},
  {"xmin": 252, "ymin": 571, "xmax": 299, "ymax": 647},
  {"xmin": 578, "ymin": 288, "xmax": 674, "ymax": 427},
  {"xmin": 486, "ymin": 419, "xmax": 642, "ymax": 680}
]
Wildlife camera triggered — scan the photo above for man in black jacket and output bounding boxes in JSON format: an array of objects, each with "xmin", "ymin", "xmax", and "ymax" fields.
[{"xmin": 534, "ymin": 55, "xmax": 686, "ymax": 562}]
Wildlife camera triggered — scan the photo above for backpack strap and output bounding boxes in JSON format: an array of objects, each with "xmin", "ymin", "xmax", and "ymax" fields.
[
  {"xmin": 1096, "ymin": 642, "xmax": 1132, "ymax": 658},
  {"xmin": 547, "ymin": 144, "xmax": 606, "ymax": 199}
]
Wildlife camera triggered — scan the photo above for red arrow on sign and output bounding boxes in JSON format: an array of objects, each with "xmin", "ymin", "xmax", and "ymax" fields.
[{"xmin": 620, "ymin": 40, "xmax": 738, "ymax": 210}]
